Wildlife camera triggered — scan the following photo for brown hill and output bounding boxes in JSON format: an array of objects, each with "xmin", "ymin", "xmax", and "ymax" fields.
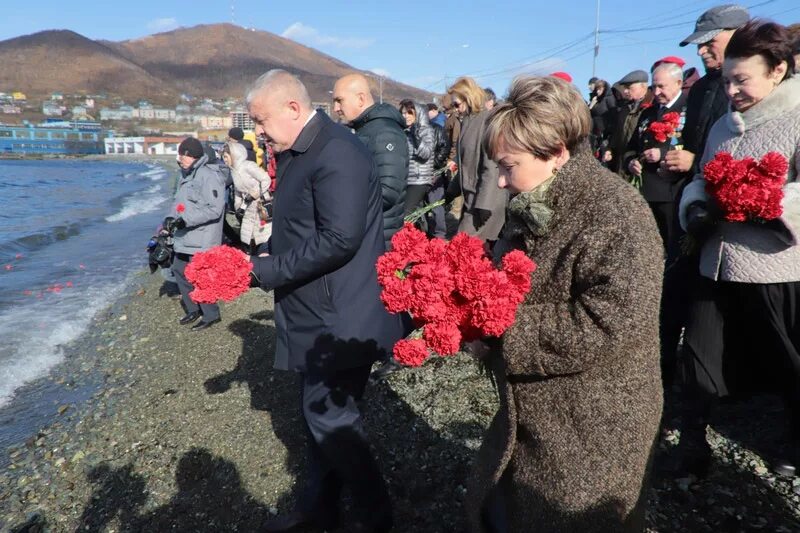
[
  {"xmin": 0, "ymin": 24, "xmax": 432, "ymax": 106},
  {"xmin": 104, "ymin": 23, "xmax": 431, "ymax": 104},
  {"xmin": 0, "ymin": 30, "xmax": 172, "ymax": 103}
]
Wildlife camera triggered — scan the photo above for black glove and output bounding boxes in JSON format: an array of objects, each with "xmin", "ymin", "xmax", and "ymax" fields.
[
  {"xmin": 685, "ymin": 204, "xmax": 715, "ymax": 242},
  {"xmin": 173, "ymin": 217, "xmax": 187, "ymax": 230}
]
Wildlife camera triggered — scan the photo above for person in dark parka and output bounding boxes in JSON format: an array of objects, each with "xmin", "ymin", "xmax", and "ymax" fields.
[
  {"xmin": 248, "ymin": 70, "xmax": 401, "ymax": 533},
  {"xmin": 333, "ymin": 73, "xmax": 409, "ymax": 249}
]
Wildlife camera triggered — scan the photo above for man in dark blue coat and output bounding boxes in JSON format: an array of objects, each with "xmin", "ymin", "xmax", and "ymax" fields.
[{"xmin": 247, "ymin": 69, "xmax": 401, "ymax": 532}]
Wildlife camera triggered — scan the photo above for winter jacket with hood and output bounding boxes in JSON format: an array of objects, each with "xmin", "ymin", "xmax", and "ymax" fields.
[
  {"xmin": 404, "ymin": 103, "xmax": 435, "ymax": 186},
  {"xmin": 349, "ymin": 102, "xmax": 409, "ymax": 248},
  {"xmin": 227, "ymin": 141, "xmax": 272, "ymax": 246},
  {"xmin": 173, "ymin": 154, "xmax": 228, "ymax": 255}
]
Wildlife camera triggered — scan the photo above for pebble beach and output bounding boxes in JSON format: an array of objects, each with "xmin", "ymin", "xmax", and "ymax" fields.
[{"xmin": 1, "ymin": 272, "xmax": 799, "ymax": 532}]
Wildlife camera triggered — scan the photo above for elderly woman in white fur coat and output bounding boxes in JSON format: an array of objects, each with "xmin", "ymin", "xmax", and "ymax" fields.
[
  {"xmin": 679, "ymin": 21, "xmax": 800, "ymax": 475},
  {"xmin": 223, "ymin": 141, "xmax": 272, "ymax": 252}
]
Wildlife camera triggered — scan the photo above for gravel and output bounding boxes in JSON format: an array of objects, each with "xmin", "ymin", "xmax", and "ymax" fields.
[{"xmin": 1, "ymin": 273, "xmax": 798, "ymax": 532}]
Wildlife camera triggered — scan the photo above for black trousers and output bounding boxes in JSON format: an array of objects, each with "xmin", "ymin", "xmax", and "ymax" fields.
[
  {"xmin": 171, "ymin": 253, "xmax": 220, "ymax": 321},
  {"xmin": 683, "ymin": 278, "xmax": 800, "ymax": 437},
  {"xmin": 647, "ymin": 200, "xmax": 677, "ymax": 254},
  {"xmin": 404, "ymin": 184, "xmax": 430, "ymax": 216},
  {"xmin": 298, "ymin": 364, "xmax": 390, "ymax": 522}
]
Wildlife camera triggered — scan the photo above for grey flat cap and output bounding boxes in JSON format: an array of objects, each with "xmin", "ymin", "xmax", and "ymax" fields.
[
  {"xmin": 618, "ymin": 70, "xmax": 649, "ymax": 85},
  {"xmin": 680, "ymin": 4, "xmax": 749, "ymax": 47}
]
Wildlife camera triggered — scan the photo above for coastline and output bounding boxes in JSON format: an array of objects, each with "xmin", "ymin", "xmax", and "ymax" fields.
[{"xmin": 0, "ymin": 273, "xmax": 798, "ymax": 530}]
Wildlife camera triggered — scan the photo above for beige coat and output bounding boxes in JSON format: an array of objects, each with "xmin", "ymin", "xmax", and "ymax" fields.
[
  {"xmin": 467, "ymin": 149, "xmax": 664, "ymax": 532},
  {"xmin": 227, "ymin": 142, "xmax": 272, "ymax": 246}
]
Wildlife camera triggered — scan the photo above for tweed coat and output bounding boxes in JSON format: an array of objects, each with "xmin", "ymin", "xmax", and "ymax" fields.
[{"xmin": 466, "ymin": 149, "xmax": 664, "ymax": 532}]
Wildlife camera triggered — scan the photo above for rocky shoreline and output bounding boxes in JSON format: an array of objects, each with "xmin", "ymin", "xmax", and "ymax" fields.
[{"xmin": 1, "ymin": 272, "xmax": 799, "ymax": 532}]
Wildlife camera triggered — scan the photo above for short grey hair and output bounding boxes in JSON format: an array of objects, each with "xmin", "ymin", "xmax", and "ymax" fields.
[
  {"xmin": 652, "ymin": 63, "xmax": 683, "ymax": 81},
  {"xmin": 246, "ymin": 69, "xmax": 312, "ymax": 109}
]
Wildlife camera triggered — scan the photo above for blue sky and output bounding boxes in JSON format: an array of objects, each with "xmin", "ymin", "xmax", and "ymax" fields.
[{"xmin": 2, "ymin": 0, "xmax": 798, "ymax": 96}]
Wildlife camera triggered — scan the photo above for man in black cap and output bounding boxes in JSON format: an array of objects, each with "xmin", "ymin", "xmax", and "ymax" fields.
[
  {"xmin": 660, "ymin": 4, "xmax": 749, "ymax": 478},
  {"xmin": 664, "ymin": 4, "xmax": 749, "ymax": 177},
  {"xmin": 605, "ymin": 69, "xmax": 651, "ymax": 178},
  {"xmin": 227, "ymin": 126, "xmax": 257, "ymax": 162},
  {"xmin": 170, "ymin": 137, "xmax": 228, "ymax": 331}
]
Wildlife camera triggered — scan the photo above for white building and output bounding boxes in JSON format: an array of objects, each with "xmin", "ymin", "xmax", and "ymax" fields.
[
  {"xmin": 230, "ymin": 110, "xmax": 254, "ymax": 130},
  {"xmin": 104, "ymin": 136, "xmax": 181, "ymax": 155},
  {"xmin": 42, "ymin": 102, "xmax": 63, "ymax": 116}
]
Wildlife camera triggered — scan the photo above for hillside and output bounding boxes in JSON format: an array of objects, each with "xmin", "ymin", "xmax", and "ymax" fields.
[{"xmin": 0, "ymin": 24, "xmax": 433, "ymax": 106}]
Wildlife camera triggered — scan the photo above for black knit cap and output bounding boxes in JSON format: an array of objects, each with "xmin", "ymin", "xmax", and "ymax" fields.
[
  {"xmin": 178, "ymin": 137, "xmax": 204, "ymax": 159},
  {"xmin": 228, "ymin": 127, "xmax": 244, "ymax": 140}
]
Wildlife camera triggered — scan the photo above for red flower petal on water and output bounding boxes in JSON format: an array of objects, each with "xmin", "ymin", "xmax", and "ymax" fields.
[
  {"xmin": 23, "ymin": 290, "xmax": 32, "ymax": 296},
  {"xmin": 176, "ymin": 203, "xmax": 186, "ymax": 214},
  {"xmin": 15, "ymin": 253, "xmax": 23, "ymax": 260},
  {"xmin": 66, "ymin": 281, "xmax": 73, "ymax": 288},
  {"xmin": 4, "ymin": 264, "xmax": 12, "ymax": 271}
]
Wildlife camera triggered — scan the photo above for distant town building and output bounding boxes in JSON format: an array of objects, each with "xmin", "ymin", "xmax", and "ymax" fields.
[
  {"xmin": 51, "ymin": 92, "xmax": 64, "ymax": 101},
  {"xmin": 199, "ymin": 115, "xmax": 232, "ymax": 130},
  {"xmin": 84, "ymin": 98, "xmax": 95, "ymax": 109},
  {"xmin": 104, "ymin": 136, "xmax": 181, "ymax": 155},
  {"xmin": 175, "ymin": 104, "xmax": 191, "ymax": 114},
  {"xmin": 0, "ymin": 123, "xmax": 103, "ymax": 155},
  {"xmin": 12, "ymin": 92, "xmax": 26, "ymax": 102},
  {"xmin": 230, "ymin": 110, "xmax": 254, "ymax": 130},
  {"xmin": 1, "ymin": 104, "xmax": 21, "ymax": 114},
  {"xmin": 42, "ymin": 101, "xmax": 64, "ymax": 116},
  {"xmin": 99, "ymin": 106, "xmax": 134, "ymax": 121}
]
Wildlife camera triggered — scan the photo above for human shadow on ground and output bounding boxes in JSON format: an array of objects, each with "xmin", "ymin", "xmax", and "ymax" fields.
[
  {"xmin": 200, "ymin": 317, "xmax": 482, "ymax": 531},
  {"xmin": 158, "ymin": 279, "xmax": 180, "ymax": 298}
]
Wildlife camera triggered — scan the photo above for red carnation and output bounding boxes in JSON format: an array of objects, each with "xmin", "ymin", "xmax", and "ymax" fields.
[
  {"xmin": 424, "ymin": 321, "xmax": 462, "ymax": 356},
  {"xmin": 393, "ymin": 338, "xmax": 429, "ymax": 367},
  {"xmin": 185, "ymin": 245, "xmax": 253, "ymax": 303},
  {"xmin": 375, "ymin": 224, "xmax": 537, "ymax": 367},
  {"xmin": 176, "ymin": 203, "xmax": 186, "ymax": 214},
  {"xmin": 647, "ymin": 112, "xmax": 681, "ymax": 143},
  {"xmin": 703, "ymin": 151, "xmax": 787, "ymax": 223}
]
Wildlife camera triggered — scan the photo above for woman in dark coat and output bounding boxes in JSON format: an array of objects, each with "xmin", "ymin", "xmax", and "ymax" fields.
[{"xmin": 466, "ymin": 76, "xmax": 664, "ymax": 532}]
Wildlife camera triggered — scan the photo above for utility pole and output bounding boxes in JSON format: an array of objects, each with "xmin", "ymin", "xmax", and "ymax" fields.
[
  {"xmin": 379, "ymin": 76, "xmax": 384, "ymax": 104},
  {"xmin": 231, "ymin": 1, "xmax": 236, "ymax": 25},
  {"xmin": 593, "ymin": 0, "xmax": 600, "ymax": 77}
]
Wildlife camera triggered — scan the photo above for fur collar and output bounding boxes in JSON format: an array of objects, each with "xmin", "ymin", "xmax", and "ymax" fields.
[{"xmin": 726, "ymin": 76, "xmax": 800, "ymax": 134}]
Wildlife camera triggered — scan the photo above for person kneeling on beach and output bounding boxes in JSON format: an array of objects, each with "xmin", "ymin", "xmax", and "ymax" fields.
[{"xmin": 171, "ymin": 137, "xmax": 227, "ymax": 331}]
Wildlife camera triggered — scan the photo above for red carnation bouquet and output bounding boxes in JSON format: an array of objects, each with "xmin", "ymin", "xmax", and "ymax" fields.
[
  {"xmin": 185, "ymin": 245, "xmax": 253, "ymax": 304},
  {"xmin": 376, "ymin": 223, "xmax": 536, "ymax": 367},
  {"xmin": 703, "ymin": 151, "xmax": 788, "ymax": 222},
  {"xmin": 646, "ymin": 112, "xmax": 681, "ymax": 143}
]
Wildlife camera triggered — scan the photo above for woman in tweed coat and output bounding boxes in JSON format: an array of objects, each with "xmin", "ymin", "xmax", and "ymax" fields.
[{"xmin": 466, "ymin": 76, "xmax": 664, "ymax": 532}]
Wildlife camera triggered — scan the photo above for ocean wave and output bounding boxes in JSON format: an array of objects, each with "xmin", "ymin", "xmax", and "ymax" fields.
[
  {"xmin": 105, "ymin": 184, "xmax": 167, "ymax": 222},
  {"xmin": 140, "ymin": 168, "xmax": 167, "ymax": 179},
  {"xmin": 0, "ymin": 281, "xmax": 126, "ymax": 408},
  {"xmin": 0, "ymin": 222, "xmax": 82, "ymax": 256}
]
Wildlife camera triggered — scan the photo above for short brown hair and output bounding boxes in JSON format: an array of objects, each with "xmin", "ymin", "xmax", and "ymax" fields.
[
  {"xmin": 725, "ymin": 20, "xmax": 795, "ymax": 79},
  {"xmin": 447, "ymin": 77, "xmax": 485, "ymax": 115},
  {"xmin": 484, "ymin": 76, "xmax": 591, "ymax": 161}
]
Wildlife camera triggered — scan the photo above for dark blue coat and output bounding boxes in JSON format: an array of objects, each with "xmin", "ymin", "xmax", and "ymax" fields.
[{"xmin": 252, "ymin": 112, "xmax": 403, "ymax": 373}]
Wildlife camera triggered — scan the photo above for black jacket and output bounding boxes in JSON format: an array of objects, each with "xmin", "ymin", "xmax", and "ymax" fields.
[
  {"xmin": 430, "ymin": 122, "xmax": 450, "ymax": 171},
  {"xmin": 252, "ymin": 112, "xmax": 402, "ymax": 373},
  {"xmin": 590, "ymin": 90, "xmax": 617, "ymax": 143},
  {"xmin": 349, "ymin": 103, "xmax": 409, "ymax": 248},
  {"xmin": 681, "ymin": 69, "xmax": 729, "ymax": 176},
  {"xmin": 624, "ymin": 92, "xmax": 688, "ymax": 202},
  {"xmin": 607, "ymin": 98, "xmax": 647, "ymax": 175}
]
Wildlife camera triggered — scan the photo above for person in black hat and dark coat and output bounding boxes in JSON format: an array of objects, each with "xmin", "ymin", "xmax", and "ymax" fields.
[
  {"xmin": 171, "ymin": 137, "xmax": 228, "ymax": 331},
  {"xmin": 228, "ymin": 127, "xmax": 257, "ymax": 162},
  {"xmin": 605, "ymin": 70, "xmax": 652, "ymax": 177}
]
